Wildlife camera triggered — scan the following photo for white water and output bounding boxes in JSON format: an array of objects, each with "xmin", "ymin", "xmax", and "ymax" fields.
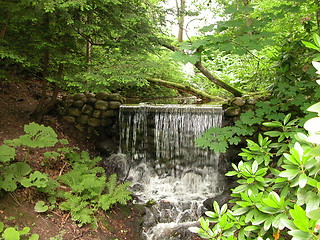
[{"xmin": 118, "ymin": 104, "xmax": 224, "ymax": 239}]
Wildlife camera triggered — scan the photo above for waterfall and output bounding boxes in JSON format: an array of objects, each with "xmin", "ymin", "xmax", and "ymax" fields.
[{"xmin": 117, "ymin": 104, "xmax": 225, "ymax": 239}]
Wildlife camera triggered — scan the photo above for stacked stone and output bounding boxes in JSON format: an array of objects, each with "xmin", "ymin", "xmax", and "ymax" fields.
[
  {"xmin": 223, "ymin": 96, "xmax": 259, "ymax": 118},
  {"xmin": 57, "ymin": 91, "xmax": 123, "ymax": 133}
]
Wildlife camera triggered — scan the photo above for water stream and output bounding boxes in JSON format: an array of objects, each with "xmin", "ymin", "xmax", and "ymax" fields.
[{"xmin": 114, "ymin": 104, "xmax": 225, "ymax": 239}]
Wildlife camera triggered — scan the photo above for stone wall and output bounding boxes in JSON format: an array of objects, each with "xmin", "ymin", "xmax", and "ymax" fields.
[
  {"xmin": 56, "ymin": 92, "xmax": 124, "ymax": 143},
  {"xmin": 221, "ymin": 95, "xmax": 263, "ymax": 163}
]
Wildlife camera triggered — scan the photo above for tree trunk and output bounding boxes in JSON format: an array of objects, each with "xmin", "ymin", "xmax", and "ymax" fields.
[
  {"xmin": 30, "ymin": 47, "xmax": 50, "ymax": 121},
  {"xmin": 315, "ymin": 0, "xmax": 320, "ymax": 29},
  {"xmin": 194, "ymin": 62, "xmax": 243, "ymax": 97},
  {"xmin": 0, "ymin": 23, "xmax": 7, "ymax": 39},
  {"xmin": 30, "ymin": 63, "xmax": 63, "ymax": 122},
  {"xmin": 160, "ymin": 41, "xmax": 243, "ymax": 97},
  {"xmin": 177, "ymin": 0, "xmax": 186, "ymax": 42},
  {"xmin": 147, "ymin": 78, "xmax": 224, "ymax": 102},
  {"xmin": 86, "ymin": 39, "xmax": 92, "ymax": 63}
]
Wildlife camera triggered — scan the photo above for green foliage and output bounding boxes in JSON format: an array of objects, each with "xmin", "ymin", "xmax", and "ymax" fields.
[
  {"xmin": 190, "ymin": 60, "xmax": 320, "ymax": 239},
  {"xmin": 0, "ymin": 222, "xmax": 39, "ymax": 240},
  {"xmin": 55, "ymin": 151, "xmax": 132, "ymax": 226},
  {"xmin": 0, "ymin": 122, "xmax": 132, "ymax": 228},
  {"xmin": 34, "ymin": 201, "xmax": 49, "ymax": 213},
  {"xmin": 0, "ymin": 123, "xmax": 59, "ymax": 192},
  {"xmin": 5, "ymin": 122, "xmax": 58, "ymax": 148}
]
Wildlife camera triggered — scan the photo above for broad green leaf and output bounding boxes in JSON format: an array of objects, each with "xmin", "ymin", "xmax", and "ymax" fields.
[
  {"xmin": 288, "ymin": 229, "xmax": 312, "ymax": 239},
  {"xmin": 302, "ymin": 41, "xmax": 320, "ymax": 51},
  {"xmin": 2, "ymin": 174, "xmax": 17, "ymax": 191},
  {"xmin": 0, "ymin": 222, "xmax": 4, "ymax": 232},
  {"xmin": 34, "ymin": 201, "xmax": 49, "ymax": 213},
  {"xmin": 304, "ymin": 117, "xmax": 320, "ymax": 133},
  {"xmin": 232, "ymin": 207, "xmax": 250, "ymax": 216},
  {"xmin": 283, "ymin": 113, "xmax": 292, "ymax": 125},
  {"xmin": 289, "ymin": 205, "xmax": 309, "ymax": 232},
  {"xmin": 279, "ymin": 169, "xmax": 299, "ymax": 180},
  {"xmin": 188, "ymin": 227, "xmax": 201, "ymax": 233},
  {"xmin": 264, "ymin": 131, "xmax": 282, "ymax": 137},
  {"xmin": 262, "ymin": 122, "xmax": 282, "ymax": 128},
  {"xmin": 305, "ymin": 135, "xmax": 320, "ymax": 144},
  {"xmin": 313, "ymin": 33, "xmax": 320, "ymax": 48},
  {"xmin": 298, "ymin": 173, "xmax": 307, "ymax": 188},
  {"xmin": 307, "ymin": 102, "xmax": 320, "ymax": 114},
  {"xmin": 199, "ymin": 217, "xmax": 209, "ymax": 231},
  {"xmin": 243, "ymin": 225, "xmax": 259, "ymax": 232},
  {"xmin": 29, "ymin": 234, "xmax": 39, "ymax": 240},
  {"xmin": 0, "ymin": 145, "xmax": 16, "ymax": 163},
  {"xmin": 6, "ymin": 162, "xmax": 32, "ymax": 178},
  {"xmin": 19, "ymin": 226, "xmax": 30, "ymax": 235},
  {"xmin": 312, "ymin": 61, "xmax": 320, "ymax": 74},
  {"xmin": 307, "ymin": 209, "xmax": 320, "ymax": 220},
  {"xmin": 2, "ymin": 227, "xmax": 20, "ymax": 240},
  {"xmin": 280, "ymin": 218, "xmax": 295, "ymax": 230}
]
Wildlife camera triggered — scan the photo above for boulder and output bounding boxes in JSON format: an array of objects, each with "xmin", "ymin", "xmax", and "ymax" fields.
[
  {"xmin": 92, "ymin": 110, "xmax": 102, "ymax": 118},
  {"xmin": 68, "ymin": 107, "xmax": 81, "ymax": 117},
  {"xmin": 96, "ymin": 91, "xmax": 110, "ymax": 100},
  {"xmin": 87, "ymin": 97, "xmax": 97, "ymax": 105},
  {"xmin": 73, "ymin": 93, "xmax": 86, "ymax": 101},
  {"xmin": 87, "ymin": 117, "xmax": 100, "ymax": 127},
  {"xmin": 101, "ymin": 117, "xmax": 113, "ymax": 127},
  {"xmin": 76, "ymin": 115, "xmax": 88, "ymax": 124},
  {"xmin": 72, "ymin": 100, "xmax": 85, "ymax": 108},
  {"xmin": 231, "ymin": 97, "xmax": 245, "ymax": 107},
  {"xmin": 95, "ymin": 100, "xmax": 109, "ymax": 110},
  {"xmin": 108, "ymin": 93, "xmax": 123, "ymax": 102},
  {"xmin": 109, "ymin": 101, "xmax": 121, "ymax": 109},
  {"xmin": 81, "ymin": 104, "xmax": 93, "ymax": 115},
  {"xmin": 225, "ymin": 106, "xmax": 241, "ymax": 117},
  {"xmin": 102, "ymin": 110, "xmax": 117, "ymax": 117},
  {"xmin": 247, "ymin": 97, "xmax": 258, "ymax": 105},
  {"xmin": 62, "ymin": 116, "xmax": 75, "ymax": 123},
  {"xmin": 62, "ymin": 98, "xmax": 74, "ymax": 108},
  {"xmin": 57, "ymin": 106, "xmax": 66, "ymax": 116}
]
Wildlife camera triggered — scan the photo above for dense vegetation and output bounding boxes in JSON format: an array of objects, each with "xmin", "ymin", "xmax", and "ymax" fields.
[{"xmin": 1, "ymin": 0, "xmax": 320, "ymax": 239}]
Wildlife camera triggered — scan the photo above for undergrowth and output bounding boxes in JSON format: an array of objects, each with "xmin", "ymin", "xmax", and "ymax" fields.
[{"xmin": 0, "ymin": 122, "xmax": 132, "ymax": 235}]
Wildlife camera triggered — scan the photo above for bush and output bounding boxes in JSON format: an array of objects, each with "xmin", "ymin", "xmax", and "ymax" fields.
[{"xmin": 190, "ymin": 63, "xmax": 320, "ymax": 239}]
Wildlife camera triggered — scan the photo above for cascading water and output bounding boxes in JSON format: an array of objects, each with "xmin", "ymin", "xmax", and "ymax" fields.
[{"xmin": 116, "ymin": 104, "xmax": 225, "ymax": 239}]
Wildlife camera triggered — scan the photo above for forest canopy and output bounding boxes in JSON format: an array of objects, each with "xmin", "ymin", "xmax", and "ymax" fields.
[{"xmin": 1, "ymin": 0, "xmax": 320, "ymax": 108}]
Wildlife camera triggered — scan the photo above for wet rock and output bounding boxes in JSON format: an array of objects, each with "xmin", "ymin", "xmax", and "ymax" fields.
[
  {"xmin": 75, "ymin": 123, "xmax": 85, "ymax": 132},
  {"xmin": 102, "ymin": 109, "xmax": 117, "ymax": 117},
  {"xmin": 85, "ymin": 92, "xmax": 95, "ymax": 98},
  {"xmin": 101, "ymin": 117, "xmax": 113, "ymax": 127},
  {"xmin": 96, "ymin": 91, "xmax": 110, "ymax": 100},
  {"xmin": 224, "ymin": 106, "xmax": 241, "ymax": 117},
  {"xmin": 231, "ymin": 97, "xmax": 245, "ymax": 107},
  {"xmin": 96, "ymin": 139, "xmax": 118, "ymax": 155},
  {"xmin": 87, "ymin": 97, "xmax": 97, "ymax": 105},
  {"xmin": 95, "ymin": 100, "xmax": 109, "ymax": 110},
  {"xmin": 81, "ymin": 104, "xmax": 93, "ymax": 115},
  {"xmin": 73, "ymin": 93, "xmax": 86, "ymax": 101},
  {"xmin": 247, "ymin": 97, "xmax": 258, "ymax": 105},
  {"xmin": 62, "ymin": 116, "xmax": 75, "ymax": 123},
  {"xmin": 72, "ymin": 100, "xmax": 85, "ymax": 108},
  {"xmin": 92, "ymin": 110, "xmax": 102, "ymax": 118},
  {"xmin": 62, "ymin": 98, "xmax": 74, "ymax": 108},
  {"xmin": 68, "ymin": 107, "xmax": 81, "ymax": 117},
  {"xmin": 87, "ymin": 117, "xmax": 100, "ymax": 127},
  {"xmin": 108, "ymin": 93, "xmax": 124, "ymax": 102},
  {"xmin": 76, "ymin": 115, "xmax": 88, "ymax": 124},
  {"xmin": 57, "ymin": 106, "xmax": 66, "ymax": 115},
  {"xmin": 203, "ymin": 181, "xmax": 238, "ymax": 210},
  {"xmin": 109, "ymin": 101, "xmax": 121, "ymax": 109}
]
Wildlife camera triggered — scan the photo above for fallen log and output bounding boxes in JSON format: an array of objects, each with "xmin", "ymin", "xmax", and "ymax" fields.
[{"xmin": 147, "ymin": 78, "xmax": 225, "ymax": 102}]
